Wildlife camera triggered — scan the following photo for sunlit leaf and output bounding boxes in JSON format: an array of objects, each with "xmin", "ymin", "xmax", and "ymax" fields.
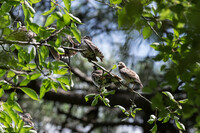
[
  {"xmin": 63, "ymin": 0, "xmax": 71, "ymax": 12},
  {"xmin": 85, "ymin": 94, "xmax": 96, "ymax": 102},
  {"xmin": 143, "ymin": 26, "xmax": 152, "ymax": 39},
  {"xmin": 150, "ymin": 124, "xmax": 157, "ymax": 133},
  {"xmin": 114, "ymin": 105, "xmax": 126, "ymax": 113},
  {"xmin": 42, "ymin": 6, "xmax": 56, "ymax": 16},
  {"xmin": 148, "ymin": 114, "xmax": 157, "ymax": 124},
  {"xmin": 44, "ymin": 15, "xmax": 56, "ymax": 27},
  {"xmin": 13, "ymin": 101, "xmax": 23, "ymax": 113},
  {"xmin": 71, "ymin": 23, "xmax": 81, "ymax": 43},
  {"xmin": 0, "ymin": 88, "xmax": 4, "ymax": 98},
  {"xmin": 21, "ymin": 87, "xmax": 39, "ymax": 101},
  {"xmin": 162, "ymin": 91, "xmax": 176, "ymax": 102},
  {"xmin": 174, "ymin": 116, "xmax": 185, "ymax": 131}
]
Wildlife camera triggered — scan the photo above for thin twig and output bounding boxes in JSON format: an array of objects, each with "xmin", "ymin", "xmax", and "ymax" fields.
[{"xmin": 142, "ymin": 16, "xmax": 163, "ymax": 42}]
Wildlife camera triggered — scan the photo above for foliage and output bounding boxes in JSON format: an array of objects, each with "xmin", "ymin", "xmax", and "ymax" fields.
[{"xmin": 0, "ymin": 0, "xmax": 200, "ymax": 132}]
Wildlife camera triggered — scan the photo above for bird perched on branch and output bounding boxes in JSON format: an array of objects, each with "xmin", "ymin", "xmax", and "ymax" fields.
[
  {"xmin": 80, "ymin": 36, "xmax": 104, "ymax": 62},
  {"xmin": 118, "ymin": 62, "xmax": 143, "ymax": 90},
  {"xmin": 4, "ymin": 26, "xmax": 36, "ymax": 42},
  {"xmin": 92, "ymin": 66, "xmax": 121, "ymax": 88},
  {"xmin": 22, "ymin": 113, "xmax": 36, "ymax": 131}
]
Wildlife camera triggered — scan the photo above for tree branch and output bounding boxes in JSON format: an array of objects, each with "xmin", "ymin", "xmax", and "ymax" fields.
[{"xmin": 0, "ymin": 40, "xmax": 85, "ymax": 52}]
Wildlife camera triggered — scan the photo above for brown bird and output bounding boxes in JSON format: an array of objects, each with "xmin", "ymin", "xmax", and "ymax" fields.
[
  {"xmin": 80, "ymin": 36, "xmax": 104, "ymax": 62},
  {"xmin": 22, "ymin": 113, "xmax": 36, "ymax": 131},
  {"xmin": 92, "ymin": 66, "xmax": 121, "ymax": 88},
  {"xmin": 5, "ymin": 26, "xmax": 36, "ymax": 42},
  {"xmin": 118, "ymin": 62, "xmax": 143, "ymax": 90}
]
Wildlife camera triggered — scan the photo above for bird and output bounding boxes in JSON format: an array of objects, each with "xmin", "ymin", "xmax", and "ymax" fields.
[
  {"xmin": 22, "ymin": 113, "xmax": 36, "ymax": 131},
  {"xmin": 118, "ymin": 62, "xmax": 143, "ymax": 90},
  {"xmin": 80, "ymin": 36, "xmax": 104, "ymax": 62},
  {"xmin": 5, "ymin": 26, "xmax": 36, "ymax": 42},
  {"xmin": 92, "ymin": 66, "xmax": 121, "ymax": 88}
]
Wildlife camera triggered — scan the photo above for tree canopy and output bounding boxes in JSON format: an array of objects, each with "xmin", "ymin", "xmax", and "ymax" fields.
[{"xmin": 0, "ymin": 0, "xmax": 200, "ymax": 133}]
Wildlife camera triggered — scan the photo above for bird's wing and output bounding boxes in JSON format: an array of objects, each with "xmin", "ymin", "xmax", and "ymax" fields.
[
  {"xmin": 120, "ymin": 68, "xmax": 139, "ymax": 81},
  {"xmin": 83, "ymin": 39, "xmax": 97, "ymax": 52},
  {"xmin": 83, "ymin": 39, "xmax": 104, "ymax": 61}
]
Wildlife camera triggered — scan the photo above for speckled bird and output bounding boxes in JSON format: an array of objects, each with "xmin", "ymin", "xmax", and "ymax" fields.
[
  {"xmin": 92, "ymin": 66, "xmax": 121, "ymax": 88},
  {"xmin": 118, "ymin": 62, "xmax": 143, "ymax": 89},
  {"xmin": 80, "ymin": 36, "xmax": 104, "ymax": 62}
]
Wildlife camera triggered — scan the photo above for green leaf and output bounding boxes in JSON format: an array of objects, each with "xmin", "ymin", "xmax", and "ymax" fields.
[
  {"xmin": 7, "ymin": 92, "xmax": 17, "ymax": 107},
  {"xmin": 29, "ymin": 47, "xmax": 35, "ymax": 61},
  {"xmin": 2, "ymin": 83, "xmax": 12, "ymax": 90},
  {"xmin": 54, "ymin": 68, "xmax": 68, "ymax": 75},
  {"xmin": 71, "ymin": 23, "xmax": 81, "ymax": 43},
  {"xmin": 162, "ymin": 114, "xmax": 170, "ymax": 123},
  {"xmin": 69, "ymin": 13, "xmax": 82, "ymax": 24},
  {"xmin": 50, "ymin": 80, "xmax": 59, "ymax": 92},
  {"xmin": 40, "ymin": 79, "xmax": 52, "ymax": 99},
  {"xmin": 0, "ymin": 69, "xmax": 6, "ymax": 78},
  {"xmin": 178, "ymin": 99, "xmax": 188, "ymax": 104},
  {"xmin": 0, "ymin": 88, "xmax": 4, "ymax": 98},
  {"xmin": 63, "ymin": 0, "xmax": 71, "ymax": 12},
  {"xmin": 63, "ymin": 13, "xmax": 70, "ymax": 25},
  {"xmin": 1, "ymin": 2, "xmax": 12, "ymax": 13},
  {"xmin": 29, "ymin": 0, "xmax": 41, "ymax": 4},
  {"xmin": 17, "ymin": 119, "xmax": 24, "ymax": 133},
  {"xmin": 2, "ymin": 103, "xmax": 19, "ymax": 125},
  {"xmin": 112, "ymin": 64, "xmax": 117, "ymax": 70},
  {"xmin": 103, "ymin": 98, "xmax": 110, "ymax": 107},
  {"xmin": 174, "ymin": 117, "xmax": 185, "ymax": 131},
  {"xmin": 0, "ymin": 13, "xmax": 11, "ymax": 28},
  {"xmin": 44, "ymin": 15, "xmax": 56, "ymax": 27},
  {"xmin": 104, "ymin": 90, "xmax": 115, "ymax": 96},
  {"xmin": 57, "ymin": 77, "xmax": 70, "ymax": 85},
  {"xmin": 55, "ymin": 36, "xmax": 62, "ymax": 47},
  {"xmin": 148, "ymin": 114, "xmax": 157, "ymax": 124},
  {"xmin": 150, "ymin": 124, "xmax": 157, "ymax": 133},
  {"xmin": 1, "ymin": 111, "xmax": 12, "ymax": 126},
  {"xmin": 27, "ymin": 3, "xmax": 35, "ymax": 16},
  {"xmin": 20, "ymin": 79, "xmax": 31, "ymax": 86},
  {"xmin": 91, "ymin": 97, "xmax": 98, "ymax": 106},
  {"xmin": 114, "ymin": 105, "xmax": 126, "ymax": 113},
  {"xmin": 21, "ymin": 87, "xmax": 39, "ymax": 101},
  {"xmin": 162, "ymin": 91, "xmax": 176, "ymax": 102},
  {"xmin": 52, "ymin": 11, "xmax": 63, "ymax": 19},
  {"xmin": 143, "ymin": 26, "xmax": 152, "ymax": 39},
  {"xmin": 30, "ymin": 73, "xmax": 41, "ymax": 80},
  {"xmin": 110, "ymin": 0, "xmax": 122, "ymax": 4},
  {"xmin": 42, "ymin": 6, "xmax": 56, "ymax": 16},
  {"xmin": 0, "ymin": 118, "xmax": 10, "ymax": 128},
  {"xmin": 40, "ymin": 85, "xmax": 46, "ymax": 99},
  {"xmin": 85, "ymin": 94, "xmax": 96, "ymax": 102},
  {"xmin": 13, "ymin": 101, "xmax": 23, "ymax": 113},
  {"xmin": 157, "ymin": 21, "xmax": 162, "ymax": 29}
]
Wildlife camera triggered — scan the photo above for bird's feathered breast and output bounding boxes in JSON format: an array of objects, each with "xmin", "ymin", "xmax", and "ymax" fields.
[{"xmin": 119, "ymin": 68, "xmax": 140, "ymax": 83}]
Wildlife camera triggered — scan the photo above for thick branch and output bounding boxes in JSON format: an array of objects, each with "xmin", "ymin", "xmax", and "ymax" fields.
[{"xmin": 27, "ymin": 80, "xmax": 152, "ymax": 109}]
